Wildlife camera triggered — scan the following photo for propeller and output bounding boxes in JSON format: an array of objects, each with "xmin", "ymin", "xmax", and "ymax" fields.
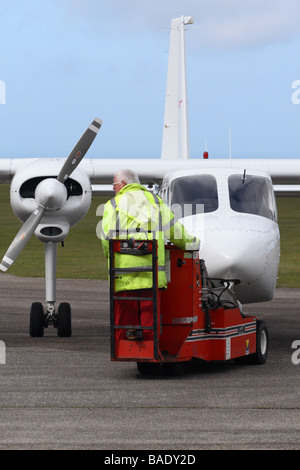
[{"xmin": 0, "ymin": 118, "xmax": 102, "ymax": 272}]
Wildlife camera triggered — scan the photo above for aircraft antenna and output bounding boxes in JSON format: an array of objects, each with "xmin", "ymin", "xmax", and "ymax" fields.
[{"xmin": 242, "ymin": 169, "xmax": 246, "ymax": 184}]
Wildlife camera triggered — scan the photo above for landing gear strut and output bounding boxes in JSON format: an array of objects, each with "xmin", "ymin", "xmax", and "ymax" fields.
[{"xmin": 29, "ymin": 242, "xmax": 72, "ymax": 337}]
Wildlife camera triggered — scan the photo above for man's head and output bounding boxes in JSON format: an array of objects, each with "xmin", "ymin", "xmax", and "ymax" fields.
[{"xmin": 113, "ymin": 169, "xmax": 140, "ymax": 194}]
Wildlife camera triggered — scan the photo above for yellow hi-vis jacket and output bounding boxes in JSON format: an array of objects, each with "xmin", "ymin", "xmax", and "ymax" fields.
[{"xmin": 100, "ymin": 183, "xmax": 200, "ymax": 292}]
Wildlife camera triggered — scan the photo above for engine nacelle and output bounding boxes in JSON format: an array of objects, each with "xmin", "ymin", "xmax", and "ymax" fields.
[
  {"xmin": 10, "ymin": 159, "xmax": 92, "ymax": 242},
  {"xmin": 35, "ymin": 219, "xmax": 71, "ymax": 243}
]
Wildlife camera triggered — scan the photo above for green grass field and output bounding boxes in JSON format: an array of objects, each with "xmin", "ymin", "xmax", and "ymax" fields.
[
  {"xmin": 0, "ymin": 184, "xmax": 299, "ymax": 287},
  {"xmin": 276, "ymin": 196, "xmax": 300, "ymax": 288}
]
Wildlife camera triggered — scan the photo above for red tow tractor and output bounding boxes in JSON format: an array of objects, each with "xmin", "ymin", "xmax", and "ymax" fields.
[{"xmin": 109, "ymin": 239, "xmax": 269, "ymax": 375}]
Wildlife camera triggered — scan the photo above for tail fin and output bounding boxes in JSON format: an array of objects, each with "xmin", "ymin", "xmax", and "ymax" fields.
[{"xmin": 161, "ymin": 15, "xmax": 193, "ymax": 160}]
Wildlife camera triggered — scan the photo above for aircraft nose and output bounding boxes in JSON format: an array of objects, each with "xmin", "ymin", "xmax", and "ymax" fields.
[
  {"xmin": 200, "ymin": 228, "xmax": 266, "ymax": 281},
  {"xmin": 180, "ymin": 213, "xmax": 280, "ymax": 302},
  {"xmin": 198, "ymin": 221, "xmax": 280, "ymax": 303}
]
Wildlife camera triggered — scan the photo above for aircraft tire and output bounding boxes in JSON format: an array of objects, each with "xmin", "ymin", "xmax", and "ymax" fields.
[
  {"xmin": 30, "ymin": 302, "xmax": 44, "ymax": 337},
  {"xmin": 57, "ymin": 302, "xmax": 72, "ymax": 337}
]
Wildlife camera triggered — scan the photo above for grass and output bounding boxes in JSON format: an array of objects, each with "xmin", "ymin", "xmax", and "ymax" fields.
[
  {"xmin": 276, "ymin": 197, "xmax": 300, "ymax": 288},
  {"xmin": 0, "ymin": 184, "xmax": 299, "ymax": 287}
]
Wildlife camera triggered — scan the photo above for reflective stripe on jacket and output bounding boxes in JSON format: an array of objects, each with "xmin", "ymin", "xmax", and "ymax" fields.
[{"xmin": 100, "ymin": 183, "xmax": 200, "ymax": 292}]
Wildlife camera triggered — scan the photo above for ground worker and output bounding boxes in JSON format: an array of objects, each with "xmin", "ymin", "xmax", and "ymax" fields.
[{"xmin": 100, "ymin": 169, "xmax": 200, "ymax": 340}]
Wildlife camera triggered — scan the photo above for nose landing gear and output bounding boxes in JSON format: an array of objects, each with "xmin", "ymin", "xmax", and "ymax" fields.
[{"xmin": 29, "ymin": 301, "xmax": 72, "ymax": 337}]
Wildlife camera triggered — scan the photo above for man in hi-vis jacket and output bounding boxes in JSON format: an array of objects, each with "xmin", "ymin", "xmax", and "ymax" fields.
[{"xmin": 100, "ymin": 169, "xmax": 200, "ymax": 340}]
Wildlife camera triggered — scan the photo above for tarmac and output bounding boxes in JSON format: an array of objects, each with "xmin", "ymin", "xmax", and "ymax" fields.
[{"xmin": 0, "ymin": 273, "xmax": 299, "ymax": 450}]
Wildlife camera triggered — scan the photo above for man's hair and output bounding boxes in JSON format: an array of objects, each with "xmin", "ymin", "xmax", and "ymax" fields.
[{"xmin": 114, "ymin": 169, "xmax": 140, "ymax": 185}]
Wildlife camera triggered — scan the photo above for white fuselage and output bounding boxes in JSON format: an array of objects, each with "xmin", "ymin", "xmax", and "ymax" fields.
[{"xmin": 160, "ymin": 167, "xmax": 280, "ymax": 304}]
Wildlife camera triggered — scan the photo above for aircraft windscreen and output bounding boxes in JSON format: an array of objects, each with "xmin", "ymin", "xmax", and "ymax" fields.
[
  {"xmin": 228, "ymin": 174, "xmax": 277, "ymax": 221},
  {"xmin": 170, "ymin": 175, "xmax": 218, "ymax": 214}
]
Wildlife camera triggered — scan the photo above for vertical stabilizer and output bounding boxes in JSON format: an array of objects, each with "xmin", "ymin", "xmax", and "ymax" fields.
[{"xmin": 161, "ymin": 15, "xmax": 193, "ymax": 160}]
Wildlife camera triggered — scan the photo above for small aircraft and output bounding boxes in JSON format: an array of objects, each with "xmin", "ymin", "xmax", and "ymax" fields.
[{"xmin": 0, "ymin": 15, "xmax": 299, "ymax": 336}]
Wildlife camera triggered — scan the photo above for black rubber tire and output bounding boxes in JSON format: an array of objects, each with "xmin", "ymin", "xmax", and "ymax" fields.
[
  {"xmin": 235, "ymin": 320, "xmax": 269, "ymax": 365},
  {"xmin": 251, "ymin": 320, "xmax": 269, "ymax": 364},
  {"xmin": 162, "ymin": 362, "xmax": 187, "ymax": 376},
  {"xmin": 57, "ymin": 302, "xmax": 72, "ymax": 337},
  {"xmin": 30, "ymin": 302, "xmax": 44, "ymax": 337},
  {"xmin": 137, "ymin": 362, "xmax": 161, "ymax": 375}
]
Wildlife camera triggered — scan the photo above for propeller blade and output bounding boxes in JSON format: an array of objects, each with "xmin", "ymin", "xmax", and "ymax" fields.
[
  {"xmin": 0, "ymin": 206, "xmax": 45, "ymax": 272},
  {"xmin": 57, "ymin": 118, "xmax": 102, "ymax": 183}
]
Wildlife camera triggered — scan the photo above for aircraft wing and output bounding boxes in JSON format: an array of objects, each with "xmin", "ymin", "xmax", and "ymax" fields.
[
  {"xmin": 81, "ymin": 157, "xmax": 300, "ymax": 186},
  {"xmin": 0, "ymin": 158, "xmax": 33, "ymax": 182},
  {"xmin": 1, "ymin": 157, "xmax": 300, "ymax": 191},
  {"xmin": 273, "ymin": 185, "xmax": 300, "ymax": 196}
]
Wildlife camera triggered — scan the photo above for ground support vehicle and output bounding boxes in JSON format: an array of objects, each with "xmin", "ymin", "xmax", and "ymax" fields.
[{"xmin": 109, "ymin": 239, "xmax": 269, "ymax": 375}]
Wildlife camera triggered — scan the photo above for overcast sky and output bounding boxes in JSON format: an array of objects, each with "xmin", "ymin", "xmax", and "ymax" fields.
[{"xmin": 0, "ymin": 0, "xmax": 300, "ymax": 159}]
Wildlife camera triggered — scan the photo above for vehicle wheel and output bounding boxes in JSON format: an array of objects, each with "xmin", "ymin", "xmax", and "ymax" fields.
[
  {"xmin": 252, "ymin": 320, "xmax": 269, "ymax": 364},
  {"xmin": 137, "ymin": 362, "xmax": 161, "ymax": 375},
  {"xmin": 235, "ymin": 320, "xmax": 269, "ymax": 365},
  {"xmin": 57, "ymin": 302, "xmax": 72, "ymax": 337},
  {"xmin": 30, "ymin": 302, "xmax": 44, "ymax": 337},
  {"xmin": 162, "ymin": 362, "xmax": 187, "ymax": 376}
]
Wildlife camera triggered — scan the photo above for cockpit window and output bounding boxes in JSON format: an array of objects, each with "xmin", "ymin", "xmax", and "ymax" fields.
[
  {"xmin": 170, "ymin": 175, "xmax": 219, "ymax": 214},
  {"xmin": 228, "ymin": 174, "xmax": 277, "ymax": 221}
]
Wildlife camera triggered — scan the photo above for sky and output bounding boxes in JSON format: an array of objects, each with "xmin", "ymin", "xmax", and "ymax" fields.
[{"xmin": 1, "ymin": 0, "xmax": 300, "ymax": 160}]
